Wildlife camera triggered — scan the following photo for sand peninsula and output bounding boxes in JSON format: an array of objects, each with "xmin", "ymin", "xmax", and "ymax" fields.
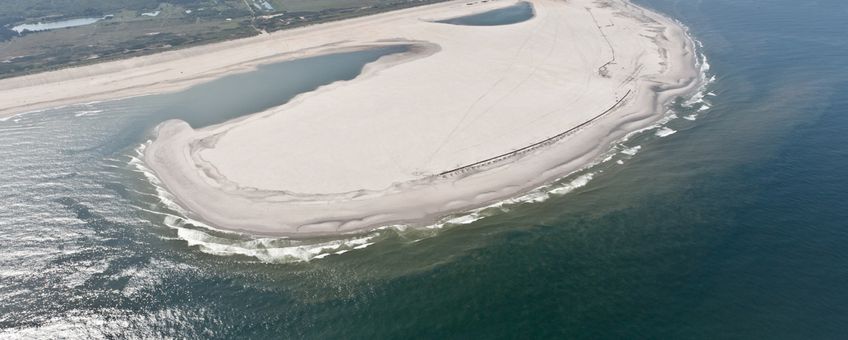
[{"xmin": 0, "ymin": 0, "xmax": 704, "ymax": 236}]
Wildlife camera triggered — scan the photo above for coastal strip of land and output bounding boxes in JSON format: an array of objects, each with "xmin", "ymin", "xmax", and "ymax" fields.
[{"xmin": 1, "ymin": 0, "xmax": 705, "ymax": 237}]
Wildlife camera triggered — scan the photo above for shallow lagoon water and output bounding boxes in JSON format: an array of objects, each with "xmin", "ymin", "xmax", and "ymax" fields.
[
  {"xmin": 74, "ymin": 45, "xmax": 407, "ymax": 154},
  {"xmin": 435, "ymin": 1, "xmax": 534, "ymax": 26},
  {"xmin": 3, "ymin": 0, "xmax": 848, "ymax": 337}
]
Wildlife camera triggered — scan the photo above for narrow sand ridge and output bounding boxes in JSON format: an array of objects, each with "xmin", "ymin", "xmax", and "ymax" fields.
[{"xmin": 0, "ymin": 0, "xmax": 703, "ymax": 236}]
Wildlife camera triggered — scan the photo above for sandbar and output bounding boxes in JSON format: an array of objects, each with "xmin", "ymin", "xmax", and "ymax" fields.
[{"xmin": 0, "ymin": 0, "xmax": 705, "ymax": 237}]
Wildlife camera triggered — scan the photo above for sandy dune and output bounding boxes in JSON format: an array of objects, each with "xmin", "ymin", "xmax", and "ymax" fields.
[{"xmin": 1, "ymin": 0, "xmax": 704, "ymax": 236}]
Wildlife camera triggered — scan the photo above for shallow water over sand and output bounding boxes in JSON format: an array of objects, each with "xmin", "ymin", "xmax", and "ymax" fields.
[{"xmin": 436, "ymin": 1, "xmax": 534, "ymax": 26}]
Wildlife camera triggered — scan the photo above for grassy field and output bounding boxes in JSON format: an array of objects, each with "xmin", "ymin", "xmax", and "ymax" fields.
[{"xmin": 0, "ymin": 0, "xmax": 445, "ymax": 79}]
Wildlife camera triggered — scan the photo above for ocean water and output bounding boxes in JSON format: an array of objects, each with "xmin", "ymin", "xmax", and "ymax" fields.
[{"xmin": 2, "ymin": 0, "xmax": 848, "ymax": 338}]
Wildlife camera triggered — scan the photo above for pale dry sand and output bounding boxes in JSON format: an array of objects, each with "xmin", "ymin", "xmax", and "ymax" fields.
[{"xmin": 1, "ymin": 0, "xmax": 704, "ymax": 236}]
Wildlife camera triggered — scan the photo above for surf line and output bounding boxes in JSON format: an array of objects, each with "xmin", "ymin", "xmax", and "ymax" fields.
[{"xmin": 437, "ymin": 89, "xmax": 632, "ymax": 178}]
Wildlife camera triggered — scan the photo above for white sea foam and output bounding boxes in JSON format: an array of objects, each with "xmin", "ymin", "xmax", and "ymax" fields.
[
  {"xmin": 655, "ymin": 127, "xmax": 677, "ymax": 137},
  {"xmin": 130, "ymin": 143, "xmax": 191, "ymax": 217},
  {"xmin": 73, "ymin": 109, "xmax": 104, "ymax": 117},
  {"xmin": 131, "ymin": 142, "xmax": 389, "ymax": 263},
  {"xmin": 427, "ymin": 211, "xmax": 484, "ymax": 230},
  {"xmin": 682, "ymin": 49, "xmax": 715, "ymax": 109},
  {"xmin": 619, "ymin": 111, "xmax": 681, "ymax": 143},
  {"xmin": 620, "ymin": 145, "xmax": 642, "ymax": 156},
  {"xmin": 420, "ymin": 170, "xmax": 600, "ymax": 232},
  {"xmin": 658, "ymin": 113, "xmax": 679, "ymax": 125},
  {"xmin": 492, "ymin": 172, "xmax": 597, "ymax": 208},
  {"xmin": 165, "ymin": 216, "xmax": 379, "ymax": 263},
  {"xmin": 621, "ymin": 123, "xmax": 663, "ymax": 142},
  {"xmin": 548, "ymin": 173, "xmax": 595, "ymax": 195},
  {"xmin": 622, "ymin": 50, "xmax": 712, "ymax": 142},
  {"xmin": 682, "ymin": 92, "xmax": 705, "ymax": 108},
  {"xmin": 353, "ymin": 242, "xmax": 374, "ymax": 250},
  {"xmin": 376, "ymin": 224, "xmax": 409, "ymax": 232},
  {"xmin": 442, "ymin": 213, "xmax": 485, "ymax": 225}
]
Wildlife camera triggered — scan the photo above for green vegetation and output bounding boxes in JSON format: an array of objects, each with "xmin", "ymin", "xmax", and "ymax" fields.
[{"xmin": 0, "ymin": 0, "xmax": 445, "ymax": 79}]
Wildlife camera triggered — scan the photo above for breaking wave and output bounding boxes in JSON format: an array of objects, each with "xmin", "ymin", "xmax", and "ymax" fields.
[
  {"xmin": 620, "ymin": 145, "xmax": 642, "ymax": 156},
  {"xmin": 655, "ymin": 127, "xmax": 677, "ymax": 137},
  {"xmin": 130, "ymin": 142, "xmax": 390, "ymax": 263},
  {"xmin": 131, "ymin": 136, "xmax": 603, "ymax": 264}
]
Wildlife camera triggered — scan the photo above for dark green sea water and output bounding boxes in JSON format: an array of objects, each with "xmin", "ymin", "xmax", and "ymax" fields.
[{"xmin": 2, "ymin": 0, "xmax": 847, "ymax": 338}]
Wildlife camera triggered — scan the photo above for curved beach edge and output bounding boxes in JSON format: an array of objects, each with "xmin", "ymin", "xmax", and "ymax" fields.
[{"xmin": 144, "ymin": 0, "xmax": 707, "ymax": 237}]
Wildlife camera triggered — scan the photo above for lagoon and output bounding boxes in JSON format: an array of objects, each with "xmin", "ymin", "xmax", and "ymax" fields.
[{"xmin": 436, "ymin": 1, "xmax": 534, "ymax": 26}]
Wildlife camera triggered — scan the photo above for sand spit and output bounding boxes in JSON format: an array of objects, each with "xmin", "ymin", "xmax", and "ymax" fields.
[
  {"xmin": 3, "ymin": 0, "xmax": 704, "ymax": 237},
  {"xmin": 147, "ymin": 0, "xmax": 703, "ymax": 236}
]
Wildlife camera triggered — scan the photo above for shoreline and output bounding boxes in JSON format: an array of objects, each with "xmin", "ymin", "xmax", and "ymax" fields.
[
  {"xmin": 143, "ymin": 0, "xmax": 705, "ymax": 237},
  {"xmin": 0, "ymin": 0, "xmax": 464, "ymax": 119},
  {"xmin": 1, "ymin": 0, "xmax": 705, "ymax": 237}
]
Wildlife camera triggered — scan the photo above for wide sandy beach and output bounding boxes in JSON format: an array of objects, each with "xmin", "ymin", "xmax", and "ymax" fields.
[{"xmin": 1, "ymin": 0, "xmax": 704, "ymax": 236}]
